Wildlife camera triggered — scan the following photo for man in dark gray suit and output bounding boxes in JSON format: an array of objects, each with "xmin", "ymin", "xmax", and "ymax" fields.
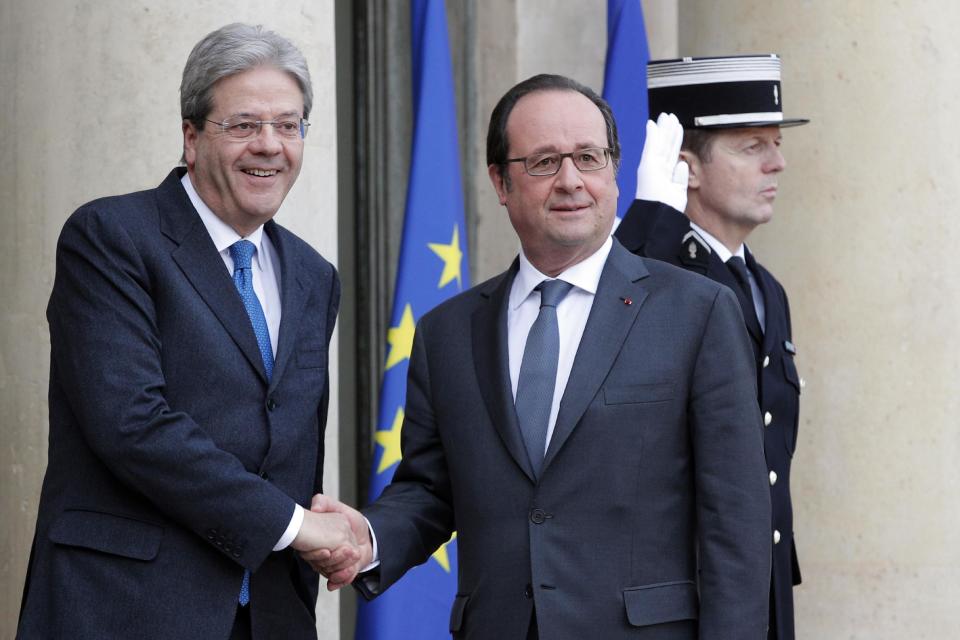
[
  {"xmin": 18, "ymin": 23, "xmax": 355, "ymax": 640},
  {"xmin": 312, "ymin": 74, "xmax": 771, "ymax": 638}
]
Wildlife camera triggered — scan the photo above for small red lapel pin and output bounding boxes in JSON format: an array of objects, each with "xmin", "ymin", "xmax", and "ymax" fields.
[{"xmin": 620, "ymin": 296, "xmax": 632, "ymax": 305}]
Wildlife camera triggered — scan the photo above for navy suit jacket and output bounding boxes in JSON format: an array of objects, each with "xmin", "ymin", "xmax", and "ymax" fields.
[
  {"xmin": 17, "ymin": 169, "xmax": 339, "ymax": 639},
  {"xmin": 360, "ymin": 240, "xmax": 771, "ymax": 639},
  {"xmin": 617, "ymin": 200, "xmax": 803, "ymax": 640}
]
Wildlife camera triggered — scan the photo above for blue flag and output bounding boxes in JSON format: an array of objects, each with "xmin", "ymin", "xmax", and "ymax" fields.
[
  {"xmin": 602, "ymin": 0, "xmax": 650, "ymax": 219},
  {"xmin": 355, "ymin": 0, "xmax": 467, "ymax": 638}
]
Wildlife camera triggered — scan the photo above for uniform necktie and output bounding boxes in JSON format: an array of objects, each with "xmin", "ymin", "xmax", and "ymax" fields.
[
  {"xmin": 726, "ymin": 256, "xmax": 763, "ymax": 338},
  {"xmin": 515, "ymin": 279, "xmax": 573, "ymax": 478},
  {"xmin": 228, "ymin": 239, "xmax": 274, "ymax": 606}
]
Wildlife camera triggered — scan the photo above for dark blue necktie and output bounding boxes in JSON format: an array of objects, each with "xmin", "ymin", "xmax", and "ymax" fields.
[
  {"xmin": 228, "ymin": 239, "xmax": 274, "ymax": 606},
  {"xmin": 515, "ymin": 279, "xmax": 573, "ymax": 478},
  {"xmin": 726, "ymin": 256, "xmax": 762, "ymax": 337}
]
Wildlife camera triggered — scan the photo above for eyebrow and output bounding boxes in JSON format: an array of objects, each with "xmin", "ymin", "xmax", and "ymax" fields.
[
  {"xmin": 225, "ymin": 110, "xmax": 302, "ymax": 119},
  {"xmin": 522, "ymin": 142, "xmax": 606, "ymax": 155}
]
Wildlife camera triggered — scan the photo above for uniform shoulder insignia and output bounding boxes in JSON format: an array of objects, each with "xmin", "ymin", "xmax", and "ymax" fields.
[{"xmin": 680, "ymin": 230, "xmax": 711, "ymax": 267}]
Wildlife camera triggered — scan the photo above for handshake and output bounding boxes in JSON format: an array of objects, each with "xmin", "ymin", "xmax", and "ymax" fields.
[{"xmin": 290, "ymin": 495, "xmax": 374, "ymax": 591}]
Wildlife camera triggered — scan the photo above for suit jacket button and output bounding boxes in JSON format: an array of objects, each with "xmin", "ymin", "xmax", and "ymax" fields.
[
  {"xmin": 764, "ymin": 411, "xmax": 773, "ymax": 426},
  {"xmin": 267, "ymin": 398, "xmax": 278, "ymax": 411},
  {"xmin": 530, "ymin": 509, "xmax": 546, "ymax": 524},
  {"xmin": 524, "ymin": 584, "xmax": 533, "ymax": 599},
  {"xmin": 769, "ymin": 470, "xmax": 778, "ymax": 486},
  {"xmin": 773, "ymin": 529, "xmax": 782, "ymax": 545},
  {"xmin": 232, "ymin": 550, "xmax": 242, "ymax": 559},
  {"xmin": 259, "ymin": 470, "xmax": 269, "ymax": 480},
  {"xmin": 763, "ymin": 355, "xmax": 770, "ymax": 368}
]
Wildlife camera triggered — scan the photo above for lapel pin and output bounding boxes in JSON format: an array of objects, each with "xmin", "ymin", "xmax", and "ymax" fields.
[{"xmin": 620, "ymin": 297, "xmax": 632, "ymax": 306}]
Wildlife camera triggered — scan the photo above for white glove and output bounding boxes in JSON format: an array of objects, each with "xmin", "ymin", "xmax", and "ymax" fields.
[{"xmin": 635, "ymin": 112, "xmax": 689, "ymax": 212}]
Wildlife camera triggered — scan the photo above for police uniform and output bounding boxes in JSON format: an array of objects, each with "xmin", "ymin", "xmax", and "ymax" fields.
[{"xmin": 616, "ymin": 55, "xmax": 809, "ymax": 640}]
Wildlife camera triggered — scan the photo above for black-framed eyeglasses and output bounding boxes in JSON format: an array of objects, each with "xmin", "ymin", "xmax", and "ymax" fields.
[
  {"xmin": 205, "ymin": 116, "xmax": 310, "ymax": 140},
  {"xmin": 504, "ymin": 147, "xmax": 612, "ymax": 176}
]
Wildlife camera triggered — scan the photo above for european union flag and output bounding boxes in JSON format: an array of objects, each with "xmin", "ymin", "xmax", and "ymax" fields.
[
  {"xmin": 356, "ymin": 0, "xmax": 467, "ymax": 638},
  {"xmin": 603, "ymin": 0, "xmax": 650, "ymax": 219}
]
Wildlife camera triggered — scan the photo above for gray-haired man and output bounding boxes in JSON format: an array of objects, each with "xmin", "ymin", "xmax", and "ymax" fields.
[{"xmin": 17, "ymin": 23, "xmax": 353, "ymax": 640}]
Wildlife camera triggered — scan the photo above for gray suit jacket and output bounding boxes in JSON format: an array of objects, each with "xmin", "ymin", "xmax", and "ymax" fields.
[
  {"xmin": 361, "ymin": 240, "xmax": 771, "ymax": 639},
  {"xmin": 17, "ymin": 169, "xmax": 339, "ymax": 639}
]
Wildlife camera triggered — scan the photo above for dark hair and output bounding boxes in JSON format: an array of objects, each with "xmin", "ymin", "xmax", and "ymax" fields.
[
  {"xmin": 486, "ymin": 74, "xmax": 621, "ymax": 183},
  {"xmin": 681, "ymin": 128, "xmax": 717, "ymax": 162},
  {"xmin": 180, "ymin": 23, "xmax": 313, "ymax": 128}
]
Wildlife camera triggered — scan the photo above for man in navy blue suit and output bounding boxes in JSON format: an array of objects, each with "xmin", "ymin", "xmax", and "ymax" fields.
[
  {"xmin": 18, "ymin": 23, "xmax": 354, "ymax": 640},
  {"xmin": 616, "ymin": 54, "xmax": 809, "ymax": 640},
  {"xmin": 310, "ymin": 74, "xmax": 771, "ymax": 639}
]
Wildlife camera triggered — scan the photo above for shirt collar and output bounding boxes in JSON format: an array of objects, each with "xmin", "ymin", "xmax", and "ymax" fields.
[
  {"xmin": 510, "ymin": 236, "xmax": 613, "ymax": 310},
  {"xmin": 688, "ymin": 221, "xmax": 746, "ymax": 263},
  {"xmin": 182, "ymin": 172, "xmax": 265, "ymax": 265}
]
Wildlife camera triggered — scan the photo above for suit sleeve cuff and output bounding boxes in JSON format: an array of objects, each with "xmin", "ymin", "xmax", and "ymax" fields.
[
  {"xmin": 273, "ymin": 503, "xmax": 304, "ymax": 551},
  {"xmin": 361, "ymin": 515, "xmax": 380, "ymax": 571}
]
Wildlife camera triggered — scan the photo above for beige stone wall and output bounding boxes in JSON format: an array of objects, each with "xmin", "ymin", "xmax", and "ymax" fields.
[
  {"xmin": 0, "ymin": 2, "xmax": 340, "ymax": 637},
  {"xmin": 680, "ymin": 1, "xmax": 960, "ymax": 637}
]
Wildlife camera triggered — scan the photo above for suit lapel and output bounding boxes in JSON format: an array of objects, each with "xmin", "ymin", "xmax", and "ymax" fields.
[
  {"xmin": 472, "ymin": 262, "xmax": 536, "ymax": 483},
  {"xmin": 265, "ymin": 221, "xmax": 308, "ymax": 390},
  {"xmin": 159, "ymin": 170, "xmax": 270, "ymax": 384},
  {"xmin": 745, "ymin": 248, "xmax": 777, "ymax": 352},
  {"xmin": 543, "ymin": 242, "xmax": 649, "ymax": 472}
]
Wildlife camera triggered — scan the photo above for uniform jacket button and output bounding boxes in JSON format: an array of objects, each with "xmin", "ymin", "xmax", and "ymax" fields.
[
  {"xmin": 530, "ymin": 509, "xmax": 546, "ymax": 524},
  {"xmin": 773, "ymin": 529, "xmax": 782, "ymax": 545},
  {"xmin": 763, "ymin": 355, "xmax": 770, "ymax": 368},
  {"xmin": 764, "ymin": 411, "xmax": 773, "ymax": 426},
  {"xmin": 769, "ymin": 470, "xmax": 778, "ymax": 486}
]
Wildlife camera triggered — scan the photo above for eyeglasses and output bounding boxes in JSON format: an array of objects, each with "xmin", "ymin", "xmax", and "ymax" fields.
[
  {"xmin": 504, "ymin": 147, "xmax": 612, "ymax": 176},
  {"xmin": 205, "ymin": 116, "xmax": 310, "ymax": 140}
]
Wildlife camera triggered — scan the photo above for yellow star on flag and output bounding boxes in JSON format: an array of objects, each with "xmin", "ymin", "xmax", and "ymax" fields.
[
  {"xmin": 374, "ymin": 407, "xmax": 404, "ymax": 474},
  {"xmin": 385, "ymin": 304, "xmax": 416, "ymax": 370},
  {"xmin": 428, "ymin": 225, "xmax": 463, "ymax": 290},
  {"xmin": 431, "ymin": 531, "xmax": 457, "ymax": 572}
]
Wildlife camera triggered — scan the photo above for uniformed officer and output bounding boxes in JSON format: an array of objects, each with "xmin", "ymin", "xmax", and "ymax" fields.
[{"xmin": 615, "ymin": 54, "xmax": 808, "ymax": 640}]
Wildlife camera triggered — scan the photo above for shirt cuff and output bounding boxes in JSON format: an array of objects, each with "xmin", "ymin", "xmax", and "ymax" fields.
[
  {"xmin": 273, "ymin": 503, "xmax": 304, "ymax": 551},
  {"xmin": 360, "ymin": 515, "xmax": 380, "ymax": 571}
]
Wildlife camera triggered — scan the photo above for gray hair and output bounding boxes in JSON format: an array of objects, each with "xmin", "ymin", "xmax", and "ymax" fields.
[{"xmin": 180, "ymin": 23, "xmax": 313, "ymax": 127}]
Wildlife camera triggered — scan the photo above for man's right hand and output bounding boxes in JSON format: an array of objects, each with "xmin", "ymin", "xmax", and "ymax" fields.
[
  {"xmin": 635, "ymin": 112, "xmax": 689, "ymax": 212},
  {"xmin": 291, "ymin": 508, "xmax": 360, "ymax": 586},
  {"xmin": 301, "ymin": 494, "xmax": 374, "ymax": 591}
]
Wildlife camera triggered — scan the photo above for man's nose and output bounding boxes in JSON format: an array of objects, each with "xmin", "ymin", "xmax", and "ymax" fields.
[
  {"xmin": 248, "ymin": 123, "xmax": 284, "ymax": 153},
  {"xmin": 553, "ymin": 155, "xmax": 584, "ymax": 190},
  {"xmin": 765, "ymin": 146, "xmax": 786, "ymax": 173}
]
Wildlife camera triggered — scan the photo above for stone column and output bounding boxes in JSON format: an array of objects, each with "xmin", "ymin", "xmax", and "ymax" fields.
[
  {"xmin": 0, "ymin": 2, "xmax": 340, "ymax": 637},
  {"xmin": 679, "ymin": 1, "xmax": 960, "ymax": 636}
]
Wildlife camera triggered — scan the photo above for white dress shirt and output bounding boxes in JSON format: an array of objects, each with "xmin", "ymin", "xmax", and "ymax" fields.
[
  {"xmin": 508, "ymin": 236, "xmax": 613, "ymax": 454},
  {"xmin": 689, "ymin": 221, "xmax": 766, "ymax": 330},
  {"xmin": 182, "ymin": 173, "xmax": 303, "ymax": 551}
]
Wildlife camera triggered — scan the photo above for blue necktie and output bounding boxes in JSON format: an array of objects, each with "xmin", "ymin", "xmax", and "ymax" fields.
[
  {"xmin": 515, "ymin": 279, "xmax": 573, "ymax": 478},
  {"xmin": 228, "ymin": 239, "xmax": 274, "ymax": 606},
  {"xmin": 726, "ymin": 256, "xmax": 762, "ymax": 337}
]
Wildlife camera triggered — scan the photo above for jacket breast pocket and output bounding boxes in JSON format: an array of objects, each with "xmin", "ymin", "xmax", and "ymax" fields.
[
  {"xmin": 49, "ymin": 509, "xmax": 163, "ymax": 561},
  {"xmin": 604, "ymin": 381, "xmax": 674, "ymax": 405},
  {"xmin": 623, "ymin": 580, "xmax": 699, "ymax": 626},
  {"xmin": 297, "ymin": 346, "xmax": 327, "ymax": 369}
]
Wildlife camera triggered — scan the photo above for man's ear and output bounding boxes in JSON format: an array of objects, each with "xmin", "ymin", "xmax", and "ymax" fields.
[
  {"xmin": 679, "ymin": 150, "xmax": 700, "ymax": 190},
  {"xmin": 488, "ymin": 164, "xmax": 509, "ymax": 205},
  {"xmin": 182, "ymin": 120, "xmax": 199, "ymax": 169}
]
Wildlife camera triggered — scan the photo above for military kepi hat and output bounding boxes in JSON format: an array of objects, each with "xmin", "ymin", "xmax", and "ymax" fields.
[{"xmin": 647, "ymin": 54, "xmax": 809, "ymax": 129}]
